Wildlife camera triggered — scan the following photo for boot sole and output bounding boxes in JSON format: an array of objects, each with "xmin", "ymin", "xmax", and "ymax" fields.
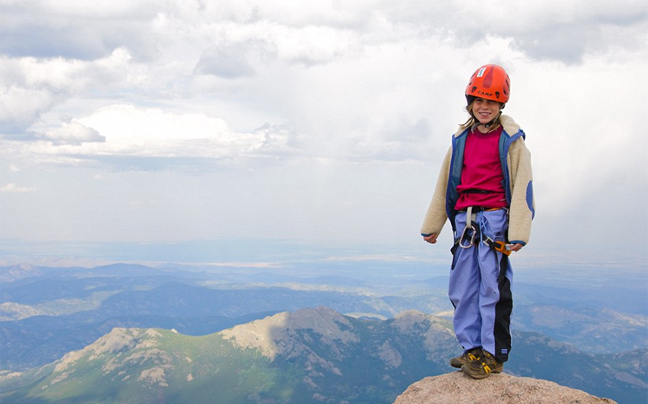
[{"xmin": 461, "ymin": 364, "xmax": 503, "ymax": 379}]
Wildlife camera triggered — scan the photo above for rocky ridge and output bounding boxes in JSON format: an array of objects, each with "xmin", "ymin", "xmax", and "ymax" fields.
[
  {"xmin": 221, "ymin": 307, "xmax": 454, "ymax": 361},
  {"xmin": 394, "ymin": 372, "xmax": 618, "ymax": 404}
]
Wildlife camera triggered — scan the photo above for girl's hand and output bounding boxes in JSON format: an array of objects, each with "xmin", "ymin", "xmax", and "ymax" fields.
[
  {"xmin": 423, "ymin": 234, "xmax": 438, "ymax": 244},
  {"xmin": 508, "ymin": 243, "xmax": 524, "ymax": 252}
]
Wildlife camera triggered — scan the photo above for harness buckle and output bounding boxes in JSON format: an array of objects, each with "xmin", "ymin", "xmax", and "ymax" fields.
[{"xmin": 489, "ymin": 240, "xmax": 512, "ymax": 256}]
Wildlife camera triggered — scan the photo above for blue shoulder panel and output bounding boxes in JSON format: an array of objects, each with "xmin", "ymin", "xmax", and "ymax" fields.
[{"xmin": 447, "ymin": 130, "xmax": 469, "ymax": 229}]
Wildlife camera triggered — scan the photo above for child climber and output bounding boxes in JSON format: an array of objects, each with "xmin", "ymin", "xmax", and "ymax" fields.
[{"xmin": 421, "ymin": 64, "xmax": 534, "ymax": 379}]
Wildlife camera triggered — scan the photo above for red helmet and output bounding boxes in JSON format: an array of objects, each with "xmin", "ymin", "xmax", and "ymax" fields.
[{"xmin": 465, "ymin": 64, "xmax": 510, "ymax": 105}]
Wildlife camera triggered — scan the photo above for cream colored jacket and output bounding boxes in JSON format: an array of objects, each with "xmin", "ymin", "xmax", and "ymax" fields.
[{"xmin": 420, "ymin": 115, "xmax": 534, "ymax": 245}]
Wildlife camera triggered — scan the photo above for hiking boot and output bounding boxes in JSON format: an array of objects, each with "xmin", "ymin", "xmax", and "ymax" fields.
[
  {"xmin": 461, "ymin": 350, "xmax": 503, "ymax": 379},
  {"xmin": 449, "ymin": 347, "xmax": 482, "ymax": 369}
]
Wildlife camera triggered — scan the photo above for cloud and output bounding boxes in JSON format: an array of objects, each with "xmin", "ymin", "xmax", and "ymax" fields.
[
  {"xmin": 4, "ymin": 104, "xmax": 295, "ymax": 170},
  {"xmin": 0, "ymin": 0, "xmax": 644, "ymax": 73},
  {"xmin": 0, "ymin": 0, "xmax": 161, "ymax": 60},
  {"xmin": 194, "ymin": 43, "xmax": 258, "ymax": 78},
  {"xmin": 0, "ymin": 183, "xmax": 35, "ymax": 193},
  {"xmin": 0, "ymin": 85, "xmax": 57, "ymax": 134},
  {"xmin": 0, "ymin": 0, "xmax": 646, "ymax": 257},
  {"xmin": 38, "ymin": 121, "xmax": 105, "ymax": 145},
  {"xmin": 0, "ymin": 49, "xmax": 133, "ymax": 135}
]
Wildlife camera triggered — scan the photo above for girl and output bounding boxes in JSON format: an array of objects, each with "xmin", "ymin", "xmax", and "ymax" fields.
[{"xmin": 421, "ymin": 64, "xmax": 534, "ymax": 379}]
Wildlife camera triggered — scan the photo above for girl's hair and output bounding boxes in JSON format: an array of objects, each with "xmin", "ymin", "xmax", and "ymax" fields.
[{"xmin": 459, "ymin": 100, "xmax": 504, "ymax": 132}]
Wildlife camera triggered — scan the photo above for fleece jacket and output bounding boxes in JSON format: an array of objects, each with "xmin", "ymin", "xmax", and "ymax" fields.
[{"xmin": 420, "ymin": 114, "xmax": 534, "ymax": 245}]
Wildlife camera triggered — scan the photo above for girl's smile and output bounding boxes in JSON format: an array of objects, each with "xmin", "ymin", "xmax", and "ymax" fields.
[{"xmin": 472, "ymin": 98, "xmax": 502, "ymax": 126}]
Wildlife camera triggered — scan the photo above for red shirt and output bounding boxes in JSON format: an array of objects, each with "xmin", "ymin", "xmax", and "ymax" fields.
[{"xmin": 454, "ymin": 126, "xmax": 508, "ymax": 211}]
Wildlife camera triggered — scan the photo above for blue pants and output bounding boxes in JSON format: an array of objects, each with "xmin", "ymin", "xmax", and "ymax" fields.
[{"xmin": 449, "ymin": 209, "xmax": 513, "ymax": 363}]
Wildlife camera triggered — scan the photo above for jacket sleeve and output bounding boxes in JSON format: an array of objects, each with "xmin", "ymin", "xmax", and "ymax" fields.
[
  {"xmin": 507, "ymin": 138, "xmax": 534, "ymax": 245},
  {"xmin": 420, "ymin": 147, "xmax": 452, "ymax": 237}
]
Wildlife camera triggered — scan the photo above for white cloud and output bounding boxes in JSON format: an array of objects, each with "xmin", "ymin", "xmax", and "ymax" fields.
[
  {"xmin": 1, "ymin": 183, "xmax": 35, "ymax": 193},
  {"xmin": 38, "ymin": 121, "xmax": 105, "ymax": 146},
  {"xmin": 0, "ymin": 85, "xmax": 57, "ymax": 133},
  {"xmin": 11, "ymin": 104, "xmax": 291, "ymax": 167},
  {"xmin": 0, "ymin": 0, "xmax": 646, "ymax": 260},
  {"xmin": 0, "ymin": 49, "xmax": 134, "ymax": 134}
]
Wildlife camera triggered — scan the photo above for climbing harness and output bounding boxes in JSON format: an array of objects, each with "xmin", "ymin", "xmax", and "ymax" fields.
[
  {"xmin": 456, "ymin": 206, "xmax": 511, "ymax": 255},
  {"xmin": 452, "ymin": 206, "xmax": 511, "ymax": 282}
]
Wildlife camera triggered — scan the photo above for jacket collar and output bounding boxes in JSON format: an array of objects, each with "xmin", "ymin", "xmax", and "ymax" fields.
[{"xmin": 454, "ymin": 114, "xmax": 520, "ymax": 137}]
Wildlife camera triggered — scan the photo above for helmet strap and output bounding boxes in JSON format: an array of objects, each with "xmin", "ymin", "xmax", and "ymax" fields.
[{"xmin": 483, "ymin": 116, "xmax": 499, "ymax": 128}]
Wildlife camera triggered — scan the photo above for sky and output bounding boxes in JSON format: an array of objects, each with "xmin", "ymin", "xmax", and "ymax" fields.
[{"xmin": 0, "ymin": 0, "xmax": 647, "ymax": 269}]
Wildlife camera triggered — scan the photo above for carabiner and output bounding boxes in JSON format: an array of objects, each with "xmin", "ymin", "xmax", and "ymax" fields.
[{"xmin": 459, "ymin": 222, "xmax": 478, "ymax": 249}]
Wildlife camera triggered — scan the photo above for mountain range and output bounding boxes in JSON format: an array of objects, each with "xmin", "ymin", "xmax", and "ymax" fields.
[
  {"xmin": 0, "ymin": 307, "xmax": 646, "ymax": 403},
  {"xmin": 0, "ymin": 262, "xmax": 647, "ymax": 403}
]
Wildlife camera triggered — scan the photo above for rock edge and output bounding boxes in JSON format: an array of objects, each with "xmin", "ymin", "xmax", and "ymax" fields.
[{"xmin": 393, "ymin": 371, "xmax": 618, "ymax": 404}]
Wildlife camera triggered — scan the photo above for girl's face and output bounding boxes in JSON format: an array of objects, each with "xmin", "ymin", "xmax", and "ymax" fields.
[{"xmin": 471, "ymin": 98, "xmax": 502, "ymax": 125}]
